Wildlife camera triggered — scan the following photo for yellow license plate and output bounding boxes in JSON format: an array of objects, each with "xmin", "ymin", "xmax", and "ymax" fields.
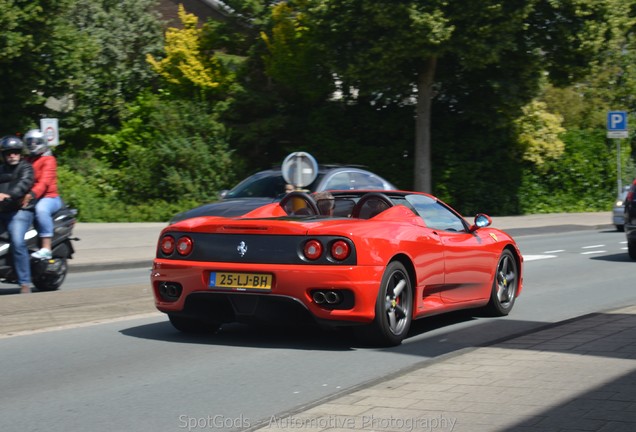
[{"xmin": 209, "ymin": 272, "xmax": 272, "ymax": 290}]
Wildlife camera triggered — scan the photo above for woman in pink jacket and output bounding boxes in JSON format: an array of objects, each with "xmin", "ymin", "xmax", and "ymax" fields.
[{"xmin": 23, "ymin": 129, "xmax": 62, "ymax": 260}]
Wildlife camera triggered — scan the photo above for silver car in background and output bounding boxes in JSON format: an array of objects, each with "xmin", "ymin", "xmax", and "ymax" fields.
[
  {"xmin": 613, "ymin": 185, "xmax": 631, "ymax": 231},
  {"xmin": 170, "ymin": 165, "xmax": 397, "ymax": 223}
]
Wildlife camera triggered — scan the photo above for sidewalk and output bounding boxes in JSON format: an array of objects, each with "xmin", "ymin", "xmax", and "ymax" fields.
[
  {"xmin": 252, "ymin": 305, "xmax": 636, "ymax": 432},
  {"xmin": 71, "ymin": 222, "xmax": 166, "ymax": 271}
]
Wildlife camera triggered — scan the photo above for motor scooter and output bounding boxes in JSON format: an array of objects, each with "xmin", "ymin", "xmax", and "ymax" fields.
[{"xmin": 0, "ymin": 205, "xmax": 78, "ymax": 291}]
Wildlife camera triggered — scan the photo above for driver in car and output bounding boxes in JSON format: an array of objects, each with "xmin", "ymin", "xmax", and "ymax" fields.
[{"xmin": 313, "ymin": 192, "xmax": 335, "ymax": 216}]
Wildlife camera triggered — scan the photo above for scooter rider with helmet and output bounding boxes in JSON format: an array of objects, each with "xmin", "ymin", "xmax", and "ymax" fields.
[
  {"xmin": 23, "ymin": 129, "xmax": 61, "ymax": 260},
  {"xmin": 0, "ymin": 135, "xmax": 35, "ymax": 294}
]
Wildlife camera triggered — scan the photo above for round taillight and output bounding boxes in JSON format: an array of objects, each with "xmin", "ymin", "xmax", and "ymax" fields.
[
  {"xmin": 176, "ymin": 236, "xmax": 193, "ymax": 256},
  {"xmin": 303, "ymin": 239, "xmax": 323, "ymax": 260},
  {"xmin": 330, "ymin": 240, "xmax": 350, "ymax": 261},
  {"xmin": 160, "ymin": 235, "xmax": 175, "ymax": 255}
]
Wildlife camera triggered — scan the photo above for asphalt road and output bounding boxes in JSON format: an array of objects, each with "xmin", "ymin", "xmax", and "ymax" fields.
[
  {"xmin": 1, "ymin": 226, "xmax": 633, "ymax": 432},
  {"xmin": 0, "ymin": 211, "xmax": 616, "ymax": 333}
]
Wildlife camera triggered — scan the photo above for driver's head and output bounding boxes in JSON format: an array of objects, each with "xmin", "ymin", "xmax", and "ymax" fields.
[
  {"xmin": 0, "ymin": 135, "xmax": 24, "ymax": 166},
  {"xmin": 363, "ymin": 198, "xmax": 389, "ymax": 218},
  {"xmin": 313, "ymin": 191, "xmax": 335, "ymax": 215}
]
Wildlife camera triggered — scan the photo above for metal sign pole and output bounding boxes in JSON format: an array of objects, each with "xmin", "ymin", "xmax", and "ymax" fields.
[
  {"xmin": 617, "ymin": 139, "xmax": 622, "ymax": 198},
  {"xmin": 607, "ymin": 111, "xmax": 628, "ymax": 198},
  {"xmin": 295, "ymin": 154, "xmax": 302, "ymax": 188}
]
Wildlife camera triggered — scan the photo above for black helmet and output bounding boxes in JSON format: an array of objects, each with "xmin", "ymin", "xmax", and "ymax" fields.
[{"xmin": 0, "ymin": 135, "xmax": 24, "ymax": 153}]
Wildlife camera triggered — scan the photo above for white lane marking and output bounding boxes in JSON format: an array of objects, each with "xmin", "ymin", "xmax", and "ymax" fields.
[
  {"xmin": 527, "ymin": 242, "xmax": 626, "ymax": 260},
  {"xmin": 580, "ymin": 244, "xmax": 605, "ymax": 255},
  {"xmin": 524, "ymin": 254, "xmax": 557, "ymax": 261}
]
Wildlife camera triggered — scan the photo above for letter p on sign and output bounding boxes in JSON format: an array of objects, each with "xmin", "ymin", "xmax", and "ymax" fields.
[{"xmin": 607, "ymin": 111, "xmax": 627, "ymax": 131}]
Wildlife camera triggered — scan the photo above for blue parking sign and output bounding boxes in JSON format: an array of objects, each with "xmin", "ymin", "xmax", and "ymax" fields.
[{"xmin": 607, "ymin": 111, "xmax": 627, "ymax": 131}]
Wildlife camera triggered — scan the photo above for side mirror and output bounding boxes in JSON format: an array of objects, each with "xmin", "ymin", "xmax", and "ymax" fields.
[{"xmin": 469, "ymin": 213, "xmax": 492, "ymax": 232}]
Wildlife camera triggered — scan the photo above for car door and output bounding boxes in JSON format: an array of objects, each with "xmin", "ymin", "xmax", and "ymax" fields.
[{"xmin": 407, "ymin": 195, "xmax": 496, "ymax": 303}]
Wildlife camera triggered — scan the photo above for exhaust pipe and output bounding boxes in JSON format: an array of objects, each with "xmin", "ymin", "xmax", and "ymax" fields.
[
  {"xmin": 325, "ymin": 291, "xmax": 341, "ymax": 304},
  {"xmin": 159, "ymin": 282, "xmax": 182, "ymax": 301},
  {"xmin": 312, "ymin": 291, "xmax": 326, "ymax": 304},
  {"xmin": 312, "ymin": 290, "xmax": 341, "ymax": 305},
  {"xmin": 166, "ymin": 284, "xmax": 179, "ymax": 297}
]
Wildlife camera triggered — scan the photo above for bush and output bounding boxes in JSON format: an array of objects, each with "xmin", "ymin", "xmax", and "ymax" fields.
[
  {"xmin": 518, "ymin": 129, "xmax": 633, "ymax": 213},
  {"xmin": 94, "ymin": 92, "xmax": 237, "ymax": 205},
  {"xmin": 58, "ymin": 156, "xmax": 204, "ymax": 222}
]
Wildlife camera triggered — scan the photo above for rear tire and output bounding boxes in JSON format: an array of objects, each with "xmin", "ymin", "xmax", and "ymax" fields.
[
  {"xmin": 354, "ymin": 261, "xmax": 412, "ymax": 346},
  {"xmin": 168, "ymin": 314, "xmax": 221, "ymax": 334}
]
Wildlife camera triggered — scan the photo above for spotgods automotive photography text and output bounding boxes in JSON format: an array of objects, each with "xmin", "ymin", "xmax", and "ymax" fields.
[{"xmin": 178, "ymin": 413, "xmax": 458, "ymax": 432}]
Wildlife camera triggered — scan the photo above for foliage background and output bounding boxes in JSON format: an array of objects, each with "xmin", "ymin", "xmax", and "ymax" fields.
[{"xmin": 1, "ymin": 0, "xmax": 635, "ymax": 221}]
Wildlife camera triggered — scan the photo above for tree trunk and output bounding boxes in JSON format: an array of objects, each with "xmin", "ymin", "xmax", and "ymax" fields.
[{"xmin": 413, "ymin": 57, "xmax": 437, "ymax": 193}]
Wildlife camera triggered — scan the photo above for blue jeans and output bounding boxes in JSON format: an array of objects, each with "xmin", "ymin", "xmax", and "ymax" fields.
[
  {"xmin": 34, "ymin": 196, "xmax": 62, "ymax": 238},
  {"xmin": 0, "ymin": 209, "xmax": 34, "ymax": 286}
]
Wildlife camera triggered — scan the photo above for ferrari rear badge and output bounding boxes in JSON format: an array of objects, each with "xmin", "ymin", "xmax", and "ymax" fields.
[{"xmin": 237, "ymin": 241, "xmax": 248, "ymax": 257}]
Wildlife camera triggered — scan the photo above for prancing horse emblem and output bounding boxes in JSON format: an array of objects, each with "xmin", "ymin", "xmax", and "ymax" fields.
[{"xmin": 237, "ymin": 241, "xmax": 248, "ymax": 257}]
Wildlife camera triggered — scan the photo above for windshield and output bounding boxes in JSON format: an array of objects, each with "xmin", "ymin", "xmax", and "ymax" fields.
[
  {"xmin": 405, "ymin": 194, "xmax": 468, "ymax": 232},
  {"xmin": 225, "ymin": 172, "xmax": 287, "ymax": 198},
  {"xmin": 225, "ymin": 172, "xmax": 326, "ymax": 199}
]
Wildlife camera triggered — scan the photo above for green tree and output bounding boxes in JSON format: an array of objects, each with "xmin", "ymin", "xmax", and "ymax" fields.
[
  {"xmin": 101, "ymin": 92, "xmax": 235, "ymax": 203},
  {"xmin": 260, "ymin": 1, "xmax": 333, "ymax": 102},
  {"xmin": 536, "ymin": 1, "xmax": 636, "ymax": 200},
  {"xmin": 0, "ymin": 0, "xmax": 163, "ymax": 138},
  {"xmin": 0, "ymin": 0, "xmax": 89, "ymax": 133},
  {"xmin": 518, "ymin": 129, "xmax": 634, "ymax": 213},
  {"xmin": 198, "ymin": 1, "xmax": 332, "ymax": 172},
  {"xmin": 60, "ymin": 0, "xmax": 163, "ymax": 139},
  {"xmin": 539, "ymin": 1, "xmax": 636, "ymax": 127},
  {"xmin": 306, "ymin": 0, "xmax": 615, "ymax": 193},
  {"xmin": 147, "ymin": 5, "xmax": 236, "ymax": 100},
  {"xmin": 515, "ymin": 100, "xmax": 566, "ymax": 172}
]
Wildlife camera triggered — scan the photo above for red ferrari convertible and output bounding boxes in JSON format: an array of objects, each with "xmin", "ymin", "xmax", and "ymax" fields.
[{"xmin": 151, "ymin": 191, "xmax": 523, "ymax": 346}]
